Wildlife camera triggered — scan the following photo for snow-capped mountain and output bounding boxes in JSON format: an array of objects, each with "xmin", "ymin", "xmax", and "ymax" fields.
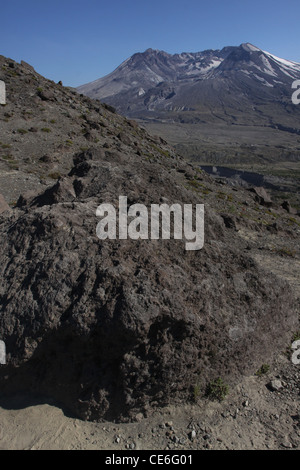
[
  {"xmin": 77, "ymin": 46, "xmax": 232, "ymax": 100},
  {"xmin": 77, "ymin": 43, "xmax": 300, "ymax": 163},
  {"xmin": 78, "ymin": 43, "xmax": 300, "ymax": 110}
]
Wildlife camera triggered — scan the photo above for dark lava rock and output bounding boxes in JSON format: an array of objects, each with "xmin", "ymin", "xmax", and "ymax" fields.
[
  {"xmin": 0, "ymin": 148, "xmax": 297, "ymax": 422},
  {"xmin": 37, "ymin": 88, "xmax": 56, "ymax": 102},
  {"xmin": 220, "ymin": 213, "xmax": 237, "ymax": 230},
  {"xmin": 281, "ymin": 200, "xmax": 291, "ymax": 213}
]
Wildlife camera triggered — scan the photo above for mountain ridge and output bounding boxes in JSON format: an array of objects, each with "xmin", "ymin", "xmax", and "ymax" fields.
[
  {"xmin": 77, "ymin": 43, "xmax": 300, "ymax": 166},
  {"xmin": 78, "ymin": 43, "xmax": 300, "ymax": 101}
]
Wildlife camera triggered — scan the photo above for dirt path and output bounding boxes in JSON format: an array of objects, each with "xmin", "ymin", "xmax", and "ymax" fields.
[{"xmin": 0, "ymin": 350, "xmax": 299, "ymax": 450}]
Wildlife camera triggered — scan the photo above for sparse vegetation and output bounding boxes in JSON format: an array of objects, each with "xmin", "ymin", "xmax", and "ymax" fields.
[
  {"xmin": 150, "ymin": 143, "xmax": 171, "ymax": 158},
  {"xmin": 193, "ymin": 384, "xmax": 201, "ymax": 402},
  {"xmin": 288, "ymin": 217, "xmax": 300, "ymax": 227},
  {"xmin": 255, "ymin": 364, "xmax": 270, "ymax": 377},
  {"xmin": 2, "ymin": 154, "xmax": 14, "ymax": 161},
  {"xmin": 206, "ymin": 378, "xmax": 229, "ymax": 401},
  {"xmin": 187, "ymin": 179, "xmax": 201, "ymax": 190},
  {"xmin": 292, "ymin": 331, "xmax": 300, "ymax": 342},
  {"xmin": 272, "ymin": 247, "xmax": 296, "ymax": 258},
  {"xmin": 48, "ymin": 172, "xmax": 61, "ymax": 180}
]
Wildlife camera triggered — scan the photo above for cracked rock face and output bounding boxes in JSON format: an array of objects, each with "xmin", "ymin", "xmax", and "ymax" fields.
[{"xmin": 0, "ymin": 148, "xmax": 297, "ymax": 421}]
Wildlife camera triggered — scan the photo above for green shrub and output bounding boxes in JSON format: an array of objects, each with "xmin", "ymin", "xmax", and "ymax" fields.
[
  {"xmin": 193, "ymin": 384, "xmax": 201, "ymax": 402},
  {"xmin": 206, "ymin": 378, "xmax": 229, "ymax": 401},
  {"xmin": 292, "ymin": 331, "xmax": 300, "ymax": 342},
  {"xmin": 255, "ymin": 364, "xmax": 270, "ymax": 377}
]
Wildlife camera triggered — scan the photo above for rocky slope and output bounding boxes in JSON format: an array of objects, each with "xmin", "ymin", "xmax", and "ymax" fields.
[{"xmin": 0, "ymin": 56, "xmax": 299, "ymax": 422}]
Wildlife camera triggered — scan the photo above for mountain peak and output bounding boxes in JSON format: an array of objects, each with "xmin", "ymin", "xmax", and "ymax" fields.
[
  {"xmin": 144, "ymin": 48, "xmax": 169, "ymax": 56},
  {"xmin": 240, "ymin": 43, "xmax": 262, "ymax": 53},
  {"xmin": 144, "ymin": 48, "xmax": 157, "ymax": 53}
]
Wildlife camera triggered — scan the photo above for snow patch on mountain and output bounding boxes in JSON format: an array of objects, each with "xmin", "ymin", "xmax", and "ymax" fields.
[
  {"xmin": 260, "ymin": 55, "xmax": 277, "ymax": 77},
  {"xmin": 253, "ymin": 74, "xmax": 274, "ymax": 87},
  {"xmin": 264, "ymin": 50, "xmax": 300, "ymax": 70}
]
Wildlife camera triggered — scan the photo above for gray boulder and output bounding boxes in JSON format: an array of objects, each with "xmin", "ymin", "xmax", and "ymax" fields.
[{"xmin": 0, "ymin": 151, "xmax": 297, "ymax": 421}]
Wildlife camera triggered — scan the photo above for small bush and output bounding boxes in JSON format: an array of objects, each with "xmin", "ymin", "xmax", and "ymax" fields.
[
  {"xmin": 48, "ymin": 172, "xmax": 61, "ymax": 180},
  {"xmin": 206, "ymin": 378, "xmax": 229, "ymax": 401},
  {"xmin": 292, "ymin": 331, "xmax": 300, "ymax": 342},
  {"xmin": 193, "ymin": 384, "xmax": 201, "ymax": 402},
  {"xmin": 255, "ymin": 364, "xmax": 270, "ymax": 377}
]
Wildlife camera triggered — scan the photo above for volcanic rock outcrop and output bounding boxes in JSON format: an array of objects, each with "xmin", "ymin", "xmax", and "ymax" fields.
[{"xmin": 0, "ymin": 146, "xmax": 297, "ymax": 421}]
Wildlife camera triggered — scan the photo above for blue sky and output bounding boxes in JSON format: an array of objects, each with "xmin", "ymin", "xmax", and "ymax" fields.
[{"xmin": 1, "ymin": 0, "xmax": 300, "ymax": 87}]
